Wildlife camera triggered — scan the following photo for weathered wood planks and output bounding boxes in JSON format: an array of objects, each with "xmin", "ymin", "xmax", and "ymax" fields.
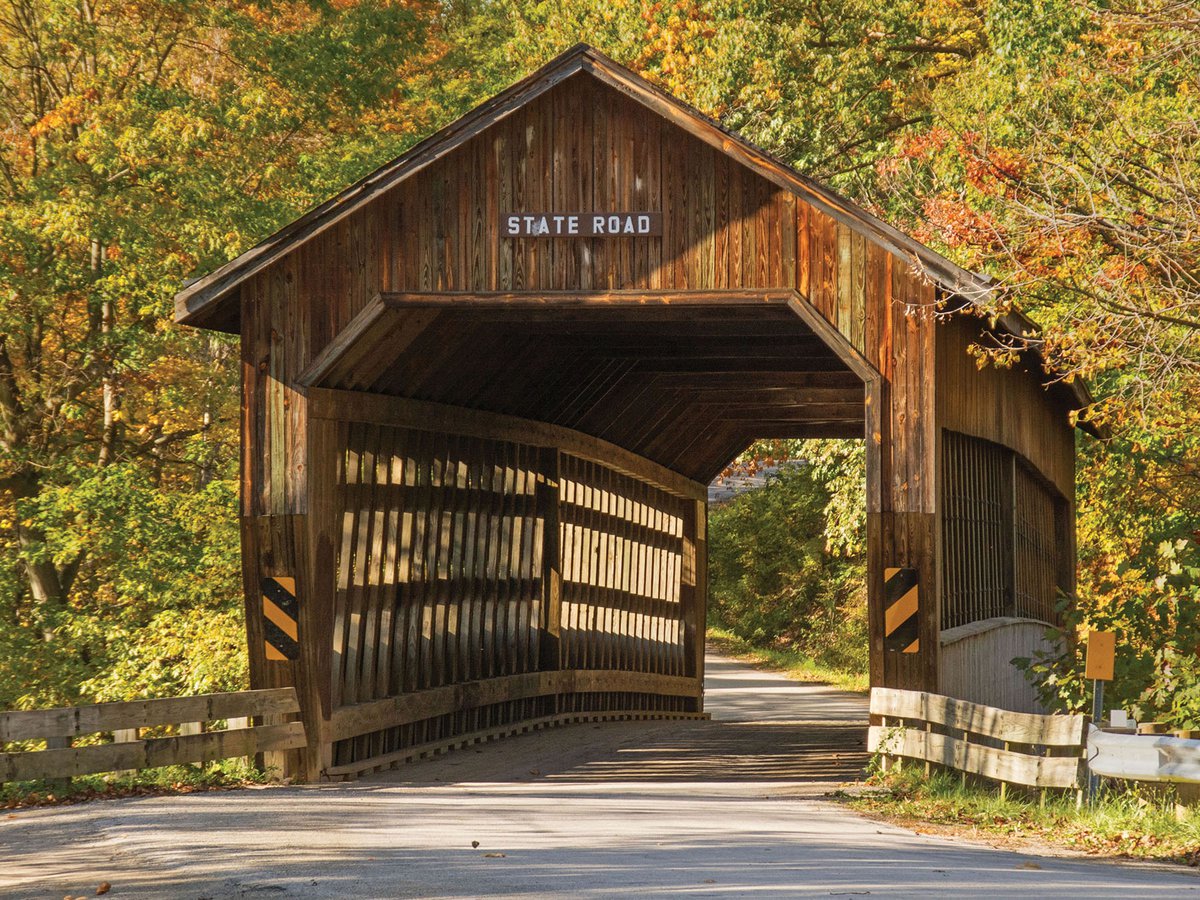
[
  {"xmin": 868, "ymin": 686, "xmax": 1086, "ymax": 790},
  {"xmin": 0, "ymin": 688, "xmax": 300, "ymax": 742},
  {"xmin": 1, "ymin": 688, "xmax": 305, "ymax": 783},
  {"xmin": 313, "ymin": 405, "xmax": 703, "ymax": 769}
]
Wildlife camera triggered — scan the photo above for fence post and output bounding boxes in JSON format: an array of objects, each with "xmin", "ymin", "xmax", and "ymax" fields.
[
  {"xmin": 879, "ymin": 714, "xmax": 889, "ymax": 773},
  {"xmin": 113, "ymin": 728, "xmax": 139, "ymax": 778},
  {"xmin": 44, "ymin": 735, "xmax": 70, "ymax": 794}
]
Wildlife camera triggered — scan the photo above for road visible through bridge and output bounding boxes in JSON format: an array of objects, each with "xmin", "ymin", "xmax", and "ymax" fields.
[{"xmin": 2, "ymin": 653, "xmax": 1197, "ymax": 898}]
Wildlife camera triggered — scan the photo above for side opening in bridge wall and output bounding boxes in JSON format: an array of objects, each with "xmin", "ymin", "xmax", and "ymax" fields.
[{"xmin": 315, "ymin": 401, "xmax": 706, "ymax": 773}]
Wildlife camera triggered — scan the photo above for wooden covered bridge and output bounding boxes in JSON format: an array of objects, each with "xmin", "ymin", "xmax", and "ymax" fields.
[{"xmin": 175, "ymin": 45, "xmax": 1094, "ymax": 781}]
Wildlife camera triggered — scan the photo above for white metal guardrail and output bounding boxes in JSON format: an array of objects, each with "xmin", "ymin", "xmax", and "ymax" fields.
[{"xmin": 1088, "ymin": 726, "xmax": 1200, "ymax": 784}]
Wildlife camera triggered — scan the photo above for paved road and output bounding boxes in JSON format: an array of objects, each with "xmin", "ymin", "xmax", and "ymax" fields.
[{"xmin": 3, "ymin": 654, "xmax": 1197, "ymax": 898}]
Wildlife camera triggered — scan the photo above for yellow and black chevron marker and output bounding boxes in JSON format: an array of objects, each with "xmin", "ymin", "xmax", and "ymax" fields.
[
  {"xmin": 884, "ymin": 567, "xmax": 920, "ymax": 654},
  {"xmin": 261, "ymin": 576, "xmax": 300, "ymax": 661}
]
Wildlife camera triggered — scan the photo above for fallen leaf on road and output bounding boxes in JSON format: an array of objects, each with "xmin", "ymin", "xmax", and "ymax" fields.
[
  {"xmin": 484, "ymin": 852, "xmax": 506, "ymax": 858},
  {"xmin": 97, "ymin": 884, "xmax": 112, "ymax": 896},
  {"xmin": 1017, "ymin": 862, "xmax": 1042, "ymax": 870},
  {"xmin": 471, "ymin": 840, "xmax": 480, "ymax": 848}
]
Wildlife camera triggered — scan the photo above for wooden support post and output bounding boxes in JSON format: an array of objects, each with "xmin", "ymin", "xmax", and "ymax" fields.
[
  {"xmin": 879, "ymin": 715, "xmax": 889, "ymax": 774},
  {"xmin": 113, "ymin": 728, "xmax": 138, "ymax": 778},
  {"xmin": 679, "ymin": 498, "xmax": 707, "ymax": 712},
  {"xmin": 1000, "ymin": 741, "xmax": 1009, "ymax": 801},
  {"xmin": 44, "ymin": 736, "xmax": 70, "ymax": 794},
  {"xmin": 693, "ymin": 499, "xmax": 708, "ymax": 707},
  {"xmin": 537, "ymin": 448, "xmax": 563, "ymax": 706}
]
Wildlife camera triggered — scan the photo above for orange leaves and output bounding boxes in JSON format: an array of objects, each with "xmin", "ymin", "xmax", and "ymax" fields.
[
  {"xmin": 636, "ymin": 0, "xmax": 723, "ymax": 103},
  {"xmin": 29, "ymin": 91, "xmax": 98, "ymax": 139},
  {"xmin": 897, "ymin": 126, "xmax": 953, "ymax": 161},
  {"xmin": 919, "ymin": 195, "xmax": 1002, "ymax": 250},
  {"xmin": 963, "ymin": 143, "xmax": 1028, "ymax": 193},
  {"xmin": 233, "ymin": 2, "xmax": 321, "ymax": 31}
]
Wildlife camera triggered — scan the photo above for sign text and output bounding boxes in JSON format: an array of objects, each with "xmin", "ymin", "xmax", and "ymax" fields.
[{"xmin": 502, "ymin": 212, "xmax": 662, "ymax": 238}]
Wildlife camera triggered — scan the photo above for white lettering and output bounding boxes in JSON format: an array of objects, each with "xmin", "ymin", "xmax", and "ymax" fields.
[{"xmin": 502, "ymin": 212, "xmax": 658, "ymax": 237}]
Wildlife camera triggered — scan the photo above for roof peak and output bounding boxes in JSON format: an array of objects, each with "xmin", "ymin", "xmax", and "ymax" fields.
[{"xmin": 175, "ymin": 43, "xmax": 986, "ymax": 330}]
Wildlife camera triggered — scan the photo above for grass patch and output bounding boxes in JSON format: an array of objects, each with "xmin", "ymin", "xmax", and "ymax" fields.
[
  {"xmin": 2, "ymin": 759, "xmax": 275, "ymax": 809},
  {"xmin": 842, "ymin": 766, "xmax": 1200, "ymax": 866},
  {"xmin": 707, "ymin": 626, "xmax": 869, "ymax": 694}
]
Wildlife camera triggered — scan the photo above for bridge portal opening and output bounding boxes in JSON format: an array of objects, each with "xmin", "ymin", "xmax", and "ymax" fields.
[
  {"xmin": 296, "ymin": 290, "xmax": 869, "ymax": 772},
  {"xmin": 175, "ymin": 45, "xmax": 1089, "ymax": 780},
  {"xmin": 707, "ymin": 437, "xmax": 869, "ymax": 683}
]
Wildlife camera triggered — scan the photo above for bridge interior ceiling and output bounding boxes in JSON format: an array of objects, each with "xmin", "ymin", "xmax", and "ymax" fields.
[{"xmin": 300, "ymin": 293, "xmax": 867, "ymax": 482}]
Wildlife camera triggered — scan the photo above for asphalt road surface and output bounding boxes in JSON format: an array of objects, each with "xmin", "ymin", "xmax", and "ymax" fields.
[{"xmin": 2, "ymin": 654, "xmax": 1197, "ymax": 898}]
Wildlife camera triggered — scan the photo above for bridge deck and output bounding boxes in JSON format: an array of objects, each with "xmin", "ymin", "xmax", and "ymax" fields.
[{"xmin": 363, "ymin": 653, "xmax": 868, "ymax": 786}]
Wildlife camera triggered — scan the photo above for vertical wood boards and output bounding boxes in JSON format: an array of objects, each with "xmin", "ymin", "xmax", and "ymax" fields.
[
  {"xmin": 557, "ymin": 452, "xmax": 689, "ymax": 683},
  {"xmin": 934, "ymin": 312, "xmax": 1076, "ymax": 674},
  {"xmin": 941, "ymin": 430, "xmax": 1068, "ymax": 631},
  {"xmin": 240, "ymin": 513, "xmax": 308, "ymax": 777},
  {"xmin": 863, "ymin": 261, "xmax": 940, "ymax": 693},
  {"xmin": 935, "ymin": 314, "xmax": 1075, "ymax": 500}
]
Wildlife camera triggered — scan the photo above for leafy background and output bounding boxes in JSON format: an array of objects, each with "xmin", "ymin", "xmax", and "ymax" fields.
[{"xmin": 0, "ymin": 0, "xmax": 1195, "ymax": 721}]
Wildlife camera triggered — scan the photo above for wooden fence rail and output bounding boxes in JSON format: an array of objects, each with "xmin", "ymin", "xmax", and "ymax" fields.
[
  {"xmin": 867, "ymin": 687, "xmax": 1087, "ymax": 791},
  {"xmin": 1, "ymin": 688, "xmax": 306, "ymax": 783}
]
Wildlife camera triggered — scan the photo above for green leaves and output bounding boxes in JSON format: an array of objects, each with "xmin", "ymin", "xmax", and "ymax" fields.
[{"xmin": 708, "ymin": 448, "xmax": 867, "ymax": 673}]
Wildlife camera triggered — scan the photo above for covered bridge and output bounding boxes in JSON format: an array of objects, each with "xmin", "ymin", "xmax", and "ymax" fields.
[{"xmin": 176, "ymin": 45, "xmax": 1094, "ymax": 780}]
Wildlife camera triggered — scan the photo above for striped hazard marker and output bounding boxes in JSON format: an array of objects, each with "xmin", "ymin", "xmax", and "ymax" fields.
[
  {"xmin": 261, "ymin": 576, "xmax": 300, "ymax": 661},
  {"xmin": 884, "ymin": 567, "xmax": 920, "ymax": 653}
]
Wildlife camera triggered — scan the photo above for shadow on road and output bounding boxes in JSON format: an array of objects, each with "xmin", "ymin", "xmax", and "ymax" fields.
[{"xmin": 373, "ymin": 652, "xmax": 870, "ymax": 787}]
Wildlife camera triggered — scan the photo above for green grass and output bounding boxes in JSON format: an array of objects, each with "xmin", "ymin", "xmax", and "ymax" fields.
[
  {"xmin": 707, "ymin": 626, "xmax": 869, "ymax": 694},
  {"xmin": 843, "ymin": 766, "xmax": 1200, "ymax": 865},
  {"xmin": 2, "ymin": 759, "xmax": 274, "ymax": 809}
]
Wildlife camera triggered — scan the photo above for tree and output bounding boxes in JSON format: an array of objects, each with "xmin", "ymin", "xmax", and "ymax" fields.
[
  {"xmin": 869, "ymin": 0, "xmax": 1200, "ymax": 712},
  {"xmin": 0, "ymin": 0, "xmax": 441, "ymax": 706}
]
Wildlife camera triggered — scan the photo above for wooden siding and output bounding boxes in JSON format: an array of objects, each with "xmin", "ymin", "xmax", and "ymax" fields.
[
  {"xmin": 941, "ymin": 431, "xmax": 1068, "ymax": 631},
  {"xmin": 236, "ymin": 71, "xmax": 943, "ymax": 695},
  {"xmin": 936, "ymin": 313, "xmax": 1075, "ymax": 500},
  {"xmin": 238, "ymin": 76, "xmax": 936, "ymax": 514}
]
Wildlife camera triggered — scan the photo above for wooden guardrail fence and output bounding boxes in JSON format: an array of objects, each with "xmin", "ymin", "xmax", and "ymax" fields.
[
  {"xmin": 867, "ymin": 687, "xmax": 1087, "ymax": 793},
  {"xmin": 1, "ymin": 688, "xmax": 307, "ymax": 783}
]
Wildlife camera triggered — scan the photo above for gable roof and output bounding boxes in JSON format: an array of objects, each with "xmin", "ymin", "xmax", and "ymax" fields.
[{"xmin": 173, "ymin": 43, "xmax": 1095, "ymax": 418}]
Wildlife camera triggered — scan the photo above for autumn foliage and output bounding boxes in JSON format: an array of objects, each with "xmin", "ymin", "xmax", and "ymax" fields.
[{"xmin": 0, "ymin": 0, "xmax": 1195, "ymax": 717}]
